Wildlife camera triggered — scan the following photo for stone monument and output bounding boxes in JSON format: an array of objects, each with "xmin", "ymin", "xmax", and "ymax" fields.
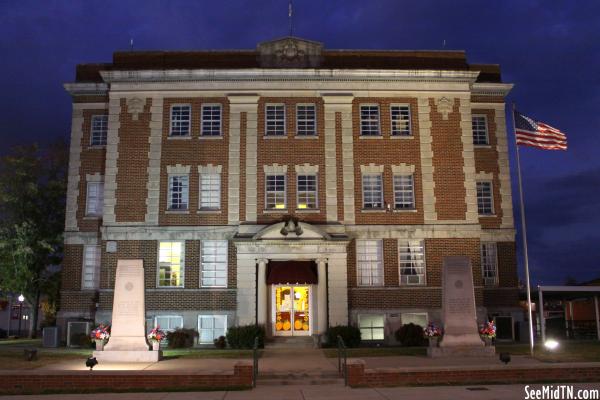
[
  {"xmin": 93, "ymin": 259, "xmax": 160, "ymax": 362},
  {"xmin": 428, "ymin": 256, "xmax": 494, "ymax": 357}
]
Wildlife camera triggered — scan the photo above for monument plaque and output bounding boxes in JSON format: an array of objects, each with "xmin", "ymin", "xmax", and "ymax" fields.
[
  {"xmin": 94, "ymin": 259, "xmax": 159, "ymax": 362},
  {"xmin": 429, "ymin": 256, "xmax": 494, "ymax": 357}
]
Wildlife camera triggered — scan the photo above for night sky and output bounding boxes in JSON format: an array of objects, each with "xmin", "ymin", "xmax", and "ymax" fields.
[{"xmin": 1, "ymin": 1, "xmax": 599, "ymax": 286}]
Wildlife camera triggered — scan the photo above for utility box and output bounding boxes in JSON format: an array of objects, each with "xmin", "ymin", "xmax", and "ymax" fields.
[{"xmin": 42, "ymin": 326, "xmax": 60, "ymax": 347}]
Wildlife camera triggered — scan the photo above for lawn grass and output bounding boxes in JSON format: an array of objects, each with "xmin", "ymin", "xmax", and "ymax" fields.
[
  {"xmin": 496, "ymin": 341, "xmax": 600, "ymax": 363},
  {"xmin": 161, "ymin": 348, "xmax": 254, "ymax": 359}
]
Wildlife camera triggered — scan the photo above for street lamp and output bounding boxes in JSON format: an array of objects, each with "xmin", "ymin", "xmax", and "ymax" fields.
[{"xmin": 17, "ymin": 294, "xmax": 24, "ymax": 338}]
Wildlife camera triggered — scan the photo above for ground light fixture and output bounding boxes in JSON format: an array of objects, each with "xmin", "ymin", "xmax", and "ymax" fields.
[
  {"xmin": 85, "ymin": 357, "xmax": 98, "ymax": 370},
  {"xmin": 544, "ymin": 339, "xmax": 559, "ymax": 350},
  {"xmin": 499, "ymin": 352, "xmax": 511, "ymax": 364}
]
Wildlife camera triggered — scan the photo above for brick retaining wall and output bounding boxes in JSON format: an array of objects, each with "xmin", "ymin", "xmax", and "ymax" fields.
[
  {"xmin": 0, "ymin": 362, "xmax": 252, "ymax": 395},
  {"xmin": 347, "ymin": 360, "xmax": 600, "ymax": 387}
]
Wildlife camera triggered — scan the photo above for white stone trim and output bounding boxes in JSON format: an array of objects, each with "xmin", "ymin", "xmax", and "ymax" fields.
[
  {"xmin": 472, "ymin": 82, "xmax": 514, "ymax": 97},
  {"xmin": 198, "ymin": 164, "xmax": 222, "ymax": 174},
  {"xmin": 64, "ymin": 232, "xmax": 100, "ymax": 245},
  {"xmin": 64, "ymin": 82, "xmax": 108, "ymax": 96},
  {"xmin": 417, "ymin": 97, "xmax": 437, "ymax": 223},
  {"xmin": 494, "ymin": 107, "xmax": 514, "ymax": 228},
  {"xmin": 345, "ymin": 224, "xmax": 515, "ymax": 241},
  {"xmin": 86, "ymin": 173, "xmax": 103, "ymax": 183},
  {"xmin": 126, "ymin": 97, "xmax": 146, "ymax": 121},
  {"xmin": 434, "ymin": 97, "xmax": 455, "ymax": 120},
  {"xmin": 459, "ymin": 97, "xmax": 480, "ymax": 223},
  {"xmin": 65, "ymin": 108, "xmax": 84, "ymax": 232},
  {"xmin": 166, "ymin": 164, "xmax": 191, "ymax": 174},
  {"xmin": 360, "ymin": 164, "xmax": 384, "ymax": 174},
  {"xmin": 72, "ymin": 103, "xmax": 108, "ymax": 110},
  {"xmin": 391, "ymin": 164, "xmax": 415, "ymax": 175},
  {"xmin": 263, "ymin": 163, "xmax": 288, "ymax": 174},
  {"xmin": 294, "ymin": 163, "xmax": 319, "ymax": 175},
  {"xmin": 475, "ymin": 171, "xmax": 494, "ymax": 181},
  {"xmin": 145, "ymin": 97, "xmax": 164, "ymax": 225},
  {"xmin": 102, "ymin": 95, "xmax": 122, "ymax": 225}
]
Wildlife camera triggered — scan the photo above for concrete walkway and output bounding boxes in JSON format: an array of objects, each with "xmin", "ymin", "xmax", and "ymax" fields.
[
  {"xmin": 258, "ymin": 348, "xmax": 337, "ymax": 375},
  {"xmin": 1, "ymin": 383, "xmax": 598, "ymax": 400}
]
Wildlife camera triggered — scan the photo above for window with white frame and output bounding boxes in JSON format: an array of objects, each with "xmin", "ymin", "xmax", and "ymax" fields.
[
  {"xmin": 198, "ymin": 315, "xmax": 227, "ymax": 344},
  {"xmin": 472, "ymin": 115, "xmax": 489, "ymax": 145},
  {"xmin": 86, "ymin": 181, "xmax": 104, "ymax": 216},
  {"xmin": 401, "ymin": 312, "xmax": 428, "ymax": 328},
  {"xmin": 358, "ymin": 314, "xmax": 385, "ymax": 340},
  {"xmin": 362, "ymin": 174, "xmax": 383, "ymax": 209},
  {"xmin": 199, "ymin": 173, "xmax": 221, "ymax": 209},
  {"xmin": 393, "ymin": 175, "xmax": 415, "ymax": 209},
  {"xmin": 481, "ymin": 242, "xmax": 498, "ymax": 286},
  {"xmin": 265, "ymin": 174, "xmax": 286, "ymax": 209},
  {"xmin": 476, "ymin": 181, "xmax": 494, "ymax": 215},
  {"xmin": 168, "ymin": 175, "xmax": 189, "ymax": 210},
  {"xmin": 360, "ymin": 105, "xmax": 380, "ymax": 136},
  {"xmin": 399, "ymin": 240, "xmax": 426, "ymax": 285},
  {"xmin": 82, "ymin": 245, "xmax": 100, "ymax": 289},
  {"xmin": 265, "ymin": 104, "xmax": 286, "ymax": 136},
  {"xmin": 356, "ymin": 240, "xmax": 383, "ymax": 286},
  {"xmin": 201, "ymin": 104, "xmax": 222, "ymax": 136},
  {"xmin": 201, "ymin": 240, "xmax": 228, "ymax": 287},
  {"xmin": 296, "ymin": 104, "xmax": 316, "ymax": 136},
  {"xmin": 297, "ymin": 174, "xmax": 317, "ymax": 209},
  {"xmin": 154, "ymin": 315, "xmax": 183, "ymax": 332},
  {"xmin": 158, "ymin": 241, "xmax": 184, "ymax": 287},
  {"xmin": 170, "ymin": 105, "xmax": 191, "ymax": 136},
  {"xmin": 90, "ymin": 115, "xmax": 108, "ymax": 146},
  {"xmin": 391, "ymin": 105, "xmax": 411, "ymax": 136}
]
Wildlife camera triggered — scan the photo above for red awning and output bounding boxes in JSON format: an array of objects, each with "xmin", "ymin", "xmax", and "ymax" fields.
[{"xmin": 266, "ymin": 261, "xmax": 318, "ymax": 285}]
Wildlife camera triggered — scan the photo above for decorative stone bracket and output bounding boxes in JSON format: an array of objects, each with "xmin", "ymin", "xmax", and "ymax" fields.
[
  {"xmin": 435, "ymin": 97, "xmax": 455, "ymax": 120},
  {"xmin": 126, "ymin": 97, "xmax": 146, "ymax": 120}
]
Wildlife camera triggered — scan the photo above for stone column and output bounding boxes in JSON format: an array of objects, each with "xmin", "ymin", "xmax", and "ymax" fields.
[
  {"xmin": 317, "ymin": 259, "xmax": 328, "ymax": 334},
  {"xmin": 257, "ymin": 259, "xmax": 268, "ymax": 327}
]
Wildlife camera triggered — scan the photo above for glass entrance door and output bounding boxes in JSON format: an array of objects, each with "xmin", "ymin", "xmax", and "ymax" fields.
[{"xmin": 273, "ymin": 286, "xmax": 311, "ymax": 336}]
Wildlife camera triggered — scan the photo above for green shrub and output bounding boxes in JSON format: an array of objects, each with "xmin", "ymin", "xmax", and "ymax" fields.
[
  {"xmin": 166, "ymin": 328, "xmax": 198, "ymax": 348},
  {"xmin": 226, "ymin": 325, "xmax": 265, "ymax": 349},
  {"xmin": 326, "ymin": 325, "xmax": 361, "ymax": 348},
  {"xmin": 395, "ymin": 323, "xmax": 426, "ymax": 346},
  {"xmin": 70, "ymin": 332, "xmax": 92, "ymax": 348},
  {"xmin": 213, "ymin": 335, "xmax": 227, "ymax": 349}
]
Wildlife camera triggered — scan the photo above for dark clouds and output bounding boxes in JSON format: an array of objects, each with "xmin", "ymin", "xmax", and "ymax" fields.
[{"xmin": 1, "ymin": 0, "xmax": 599, "ymax": 284}]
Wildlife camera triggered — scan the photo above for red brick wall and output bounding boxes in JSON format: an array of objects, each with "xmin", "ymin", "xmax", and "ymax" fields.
[
  {"xmin": 115, "ymin": 98, "xmax": 152, "ymax": 222},
  {"xmin": 430, "ymin": 98, "xmax": 466, "ymax": 220},
  {"xmin": 256, "ymin": 97, "xmax": 326, "ymax": 224},
  {"xmin": 352, "ymin": 98, "xmax": 424, "ymax": 225},
  {"xmin": 159, "ymin": 98, "xmax": 230, "ymax": 226}
]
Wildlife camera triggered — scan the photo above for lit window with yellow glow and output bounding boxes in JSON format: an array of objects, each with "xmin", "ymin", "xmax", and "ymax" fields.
[
  {"xmin": 297, "ymin": 175, "xmax": 317, "ymax": 210},
  {"xmin": 158, "ymin": 241, "xmax": 183, "ymax": 287},
  {"xmin": 266, "ymin": 174, "xmax": 286, "ymax": 210}
]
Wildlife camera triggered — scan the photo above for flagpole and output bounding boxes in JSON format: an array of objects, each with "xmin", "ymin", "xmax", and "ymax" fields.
[{"xmin": 512, "ymin": 103, "xmax": 535, "ymax": 356}]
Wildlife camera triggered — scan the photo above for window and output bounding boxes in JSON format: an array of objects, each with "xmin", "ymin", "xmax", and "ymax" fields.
[
  {"xmin": 199, "ymin": 173, "xmax": 221, "ymax": 209},
  {"xmin": 399, "ymin": 240, "xmax": 426, "ymax": 285},
  {"xmin": 360, "ymin": 105, "xmax": 380, "ymax": 136},
  {"xmin": 472, "ymin": 115, "xmax": 489, "ymax": 145},
  {"xmin": 297, "ymin": 175, "xmax": 317, "ymax": 209},
  {"xmin": 158, "ymin": 241, "xmax": 183, "ymax": 287},
  {"xmin": 168, "ymin": 175, "xmax": 189, "ymax": 210},
  {"xmin": 201, "ymin": 104, "xmax": 222, "ymax": 136},
  {"xmin": 82, "ymin": 245, "xmax": 100, "ymax": 289},
  {"xmin": 86, "ymin": 182, "xmax": 104, "ymax": 216},
  {"xmin": 154, "ymin": 315, "xmax": 183, "ymax": 332},
  {"xmin": 358, "ymin": 314, "xmax": 385, "ymax": 340},
  {"xmin": 476, "ymin": 181, "xmax": 494, "ymax": 215},
  {"xmin": 362, "ymin": 174, "xmax": 383, "ymax": 209},
  {"xmin": 401, "ymin": 313, "xmax": 428, "ymax": 328},
  {"xmin": 265, "ymin": 174, "xmax": 286, "ymax": 209},
  {"xmin": 201, "ymin": 240, "xmax": 228, "ymax": 287},
  {"xmin": 265, "ymin": 104, "xmax": 286, "ymax": 136},
  {"xmin": 391, "ymin": 105, "xmax": 411, "ymax": 136},
  {"xmin": 198, "ymin": 315, "xmax": 227, "ymax": 344},
  {"xmin": 393, "ymin": 175, "xmax": 415, "ymax": 209},
  {"xmin": 296, "ymin": 104, "xmax": 316, "ymax": 136},
  {"xmin": 170, "ymin": 105, "xmax": 191, "ymax": 136},
  {"xmin": 90, "ymin": 115, "xmax": 108, "ymax": 146},
  {"xmin": 356, "ymin": 240, "xmax": 383, "ymax": 286},
  {"xmin": 481, "ymin": 242, "xmax": 498, "ymax": 286}
]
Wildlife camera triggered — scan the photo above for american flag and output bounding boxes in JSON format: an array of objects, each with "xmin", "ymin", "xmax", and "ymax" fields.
[{"xmin": 514, "ymin": 110, "xmax": 567, "ymax": 150}]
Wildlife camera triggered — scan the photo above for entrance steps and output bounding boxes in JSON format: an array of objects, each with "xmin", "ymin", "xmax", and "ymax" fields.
[
  {"xmin": 265, "ymin": 336, "xmax": 316, "ymax": 349},
  {"xmin": 257, "ymin": 372, "xmax": 344, "ymax": 386}
]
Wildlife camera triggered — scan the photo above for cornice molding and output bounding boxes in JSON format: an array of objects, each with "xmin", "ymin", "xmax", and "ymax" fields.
[
  {"xmin": 64, "ymin": 82, "xmax": 109, "ymax": 96},
  {"xmin": 472, "ymin": 82, "xmax": 513, "ymax": 97}
]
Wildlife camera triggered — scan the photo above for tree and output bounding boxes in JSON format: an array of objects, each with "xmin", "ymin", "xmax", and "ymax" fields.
[{"xmin": 0, "ymin": 141, "xmax": 67, "ymax": 337}]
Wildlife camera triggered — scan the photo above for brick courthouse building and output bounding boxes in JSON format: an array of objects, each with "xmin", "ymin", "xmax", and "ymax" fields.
[{"xmin": 59, "ymin": 37, "xmax": 520, "ymax": 344}]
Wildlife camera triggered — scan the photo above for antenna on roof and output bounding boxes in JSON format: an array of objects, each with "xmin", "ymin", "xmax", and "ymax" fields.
[
  {"xmin": 130, "ymin": 38, "xmax": 134, "ymax": 52},
  {"xmin": 442, "ymin": 39, "xmax": 446, "ymax": 48},
  {"xmin": 288, "ymin": 0, "xmax": 293, "ymax": 37}
]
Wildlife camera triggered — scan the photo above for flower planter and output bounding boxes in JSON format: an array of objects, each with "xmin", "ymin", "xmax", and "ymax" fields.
[
  {"xmin": 482, "ymin": 336, "xmax": 493, "ymax": 346},
  {"xmin": 152, "ymin": 341, "xmax": 160, "ymax": 351},
  {"xmin": 95, "ymin": 340, "xmax": 106, "ymax": 351},
  {"xmin": 428, "ymin": 337, "xmax": 440, "ymax": 348}
]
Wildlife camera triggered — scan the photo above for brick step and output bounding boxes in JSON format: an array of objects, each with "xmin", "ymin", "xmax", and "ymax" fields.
[{"xmin": 256, "ymin": 373, "xmax": 344, "ymax": 386}]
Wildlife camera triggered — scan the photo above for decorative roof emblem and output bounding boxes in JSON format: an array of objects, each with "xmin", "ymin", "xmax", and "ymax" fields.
[{"xmin": 276, "ymin": 39, "xmax": 305, "ymax": 61}]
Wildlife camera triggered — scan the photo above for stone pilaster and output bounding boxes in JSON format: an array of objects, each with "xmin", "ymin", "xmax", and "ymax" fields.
[
  {"xmin": 417, "ymin": 97, "xmax": 438, "ymax": 223},
  {"xmin": 65, "ymin": 106, "xmax": 84, "ymax": 231},
  {"xmin": 145, "ymin": 97, "xmax": 163, "ymax": 225},
  {"xmin": 459, "ymin": 96, "xmax": 480, "ymax": 223},
  {"xmin": 494, "ymin": 106, "xmax": 514, "ymax": 228},
  {"xmin": 103, "ymin": 95, "xmax": 123, "ymax": 225}
]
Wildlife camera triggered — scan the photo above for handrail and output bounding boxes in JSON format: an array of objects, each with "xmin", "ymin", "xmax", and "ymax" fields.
[
  {"xmin": 336, "ymin": 335, "xmax": 348, "ymax": 386},
  {"xmin": 252, "ymin": 336, "xmax": 259, "ymax": 387}
]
